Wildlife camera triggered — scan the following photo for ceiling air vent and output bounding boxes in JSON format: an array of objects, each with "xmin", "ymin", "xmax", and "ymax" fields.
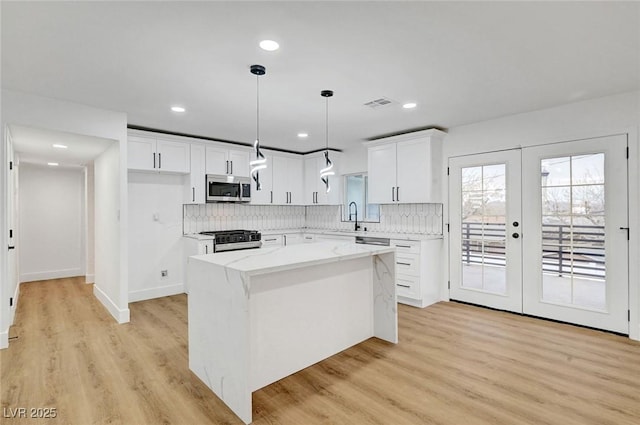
[{"xmin": 363, "ymin": 97, "xmax": 397, "ymax": 109}]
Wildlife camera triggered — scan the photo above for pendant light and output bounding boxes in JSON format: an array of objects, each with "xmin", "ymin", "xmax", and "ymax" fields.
[
  {"xmin": 320, "ymin": 90, "xmax": 335, "ymax": 192},
  {"xmin": 250, "ymin": 64, "xmax": 267, "ymax": 190}
]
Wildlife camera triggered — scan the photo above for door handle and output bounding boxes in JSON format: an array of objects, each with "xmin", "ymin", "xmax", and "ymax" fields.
[
  {"xmin": 392, "ymin": 187, "xmax": 395, "ymax": 202},
  {"xmin": 8, "ymin": 246, "xmax": 15, "ymax": 250},
  {"xmin": 512, "ymin": 233, "xmax": 520, "ymax": 239}
]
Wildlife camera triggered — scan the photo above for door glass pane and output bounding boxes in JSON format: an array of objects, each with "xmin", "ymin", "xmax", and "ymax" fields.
[
  {"xmin": 461, "ymin": 164, "xmax": 506, "ymax": 294},
  {"xmin": 540, "ymin": 153, "xmax": 606, "ymax": 310}
]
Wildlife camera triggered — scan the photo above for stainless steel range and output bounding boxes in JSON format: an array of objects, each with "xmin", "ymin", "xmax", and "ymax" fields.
[{"xmin": 199, "ymin": 230, "xmax": 262, "ymax": 252}]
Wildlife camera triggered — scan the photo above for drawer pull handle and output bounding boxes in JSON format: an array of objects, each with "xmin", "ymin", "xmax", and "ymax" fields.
[
  {"xmin": 397, "ymin": 284, "xmax": 411, "ymax": 288},
  {"xmin": 397, "ymin": 262, "xmax": 411, "ymax": 266},
  {"xmin": 265, "ymin": 238, "xmax": 277, "ymax": 242},
  {"xmin": 396, "ymin": 245, "xmax": 411, "ymax": 248}
]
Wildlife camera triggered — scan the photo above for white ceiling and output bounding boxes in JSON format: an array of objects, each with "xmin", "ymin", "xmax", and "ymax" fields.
[
  {"xmin": 2, "ymin": 1, "xmax": 639, "ymax": 153},
  {"xmin": 10, "ymin": 125, "xmax": 114, "ymax": 167}
]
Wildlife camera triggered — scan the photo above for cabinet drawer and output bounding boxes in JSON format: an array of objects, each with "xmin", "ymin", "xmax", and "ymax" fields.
[
  {"xmin": 262, "ymin": 235, "xmax": 283, "ymax": 247},
  {"xmin": 395, "ymin": 253, "xmax": 420, "ymax": 276},
  {"xmin": 396, "ymin": 274, "xmax": 420, "ymax": 299},
  {"xmin": 391, "ymin": 240, "xmax": 420, "ymax": 254}
]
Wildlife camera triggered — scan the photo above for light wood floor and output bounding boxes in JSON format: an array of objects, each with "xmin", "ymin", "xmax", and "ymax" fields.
[{"xmin": 2, "ymin": 277, "xmax": 640, "ymax": 424}]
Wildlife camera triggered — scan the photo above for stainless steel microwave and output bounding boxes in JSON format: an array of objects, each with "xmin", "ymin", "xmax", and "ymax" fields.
[{"xmin": 206, "ymin": 174, "xmax": 251, "ymax": 203}]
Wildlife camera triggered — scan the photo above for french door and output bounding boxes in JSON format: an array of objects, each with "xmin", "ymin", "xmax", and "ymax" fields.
[{"xmin": 449, "ymin": 135, "xmax": 629, "ymax": 334}]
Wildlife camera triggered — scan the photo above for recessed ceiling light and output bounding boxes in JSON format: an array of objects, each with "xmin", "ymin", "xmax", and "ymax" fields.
[
  {"xmin": 259, "ymin": 40, "xmax": 279, "ymax": 51},
  {"xmin": 297, "ymin": 133, "xmax": 308, "ymax": 138},
  {"xmin": 171, "ymin": 106, "xmax": 186, "ymax": 113},
  {"xmin": 48, "ymin": 162, "xmax": 59, "ymax": 166},
  {"xmin": 402, "ymin": 102, "xmax": 417, "ymax": 109},
  {"xmin": 53, "ymin": 144, "xmax": 68, "ymax": 149}
]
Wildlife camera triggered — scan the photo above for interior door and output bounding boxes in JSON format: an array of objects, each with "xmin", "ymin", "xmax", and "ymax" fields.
[
  {"xmin": 522, "ymin": 135, "xmax": 628, "ymax": 334},
  {"xmin": 449, "ymin": 149, "xmax": 523, "ymax": 312}
]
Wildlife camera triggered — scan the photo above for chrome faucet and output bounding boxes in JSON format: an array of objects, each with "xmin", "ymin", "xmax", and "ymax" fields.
[{"xmin": 348, "ymin": 201, "xmax": 361, "ymax": 231}]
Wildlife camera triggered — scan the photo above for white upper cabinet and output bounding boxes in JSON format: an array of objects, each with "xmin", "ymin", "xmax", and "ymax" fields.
[
  {"xmin": 303, "ymin": 152, "xmax": 342, "ymax": 205},
  {"xmin": 272, "ymin": 155, "xmax": 303, "ymax": 205},
  {"xmin": 205, "ymin": 146, "xmax": 251, "ymax": 177},
  {"xmin": 128, "ymin": 135, "xmax": 190, "ymax": 174},
  {"xmin": 366, "ymin": 129, "xmax": 446, "ymax": 204},
  {"xmin": 185, "ymin": 144, "xmax": 206, "ymax": 204},
  {"xmin": 250, "ymin": 154, "xmax": 274, "ymax": 205}
]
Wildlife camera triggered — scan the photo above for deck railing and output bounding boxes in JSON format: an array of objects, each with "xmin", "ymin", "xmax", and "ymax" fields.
[{"xmin": 462, "ymin": 222, "xmax": 605, "ymax": 279}]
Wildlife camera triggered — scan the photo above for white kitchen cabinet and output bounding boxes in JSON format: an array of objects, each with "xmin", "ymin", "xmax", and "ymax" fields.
[
  {"xmin": 314, "ymin": 234, "xmax": 354, "ymax": 243},
  {"xmin": 391, "ymin": 238, "xmax": 443, "ymax": 307},
  {"xmin": 128, "ymin": 135, "xmax": 190, "ymax": 174},
  {"xmin": 272, "ymin": 155, "xmax": 303, "ymax": 205},
  {"xmin": 250, "ymin": 154, "xmax": 274, "ymax": 205},
  {"xmin": 261, "ymin": 234, "xmax": 283, "ymax": 247},
  {"xmin": 183, "ymin": 237, "xmax": 214, "ymax": 293},
  {"xmin": 283, "ymin": 233, "xmax": 303, "ymax": 245},
  {"xmin": 304, "ymin": 152, "xmax": 342, "ymax": 205},
  {"xmin": 185, "ymin": 144, "xmax": 206, "ymax": 204},
  {"xmin": 205, "ymin": 146, "xmax": 250, "ymax": 177},
  {"xmin": 366, "ymin": 129, "xmax": 445, "ymax": 204}
]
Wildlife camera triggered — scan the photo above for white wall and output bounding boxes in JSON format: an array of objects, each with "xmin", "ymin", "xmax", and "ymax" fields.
[
  {"xmin": 128, "ymin": 172, "xmax": 185, "ymax": 302},
  {"xmin": 0, "ymin": 89, "xmax": 129, "ymax": 344},
  {"xmin": 94, "ymin": 143, "xmax": 129, "ymax": 322},
  {"xmin": 443, "ymin": 90, "xmax": 640, "ymax": 340},
  {"xmin": 18, "ymin": 163, "xmax": 85, "ymax": 282},
  {"xmin": 85, "ymin": 164, "xmax": 95, "ymax": 283},
  {"xmin": 341, "ymin": 145, "xmax": 368, "ymax": 175}
]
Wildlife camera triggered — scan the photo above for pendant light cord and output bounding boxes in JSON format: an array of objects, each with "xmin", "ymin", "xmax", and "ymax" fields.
[
  {"xmin": 325, "ymin": 96, "xmax": 329, "ymax": 152},
  {"xmin": 256, "ymin": 74, "xmax": 260, "ymax": 146}
]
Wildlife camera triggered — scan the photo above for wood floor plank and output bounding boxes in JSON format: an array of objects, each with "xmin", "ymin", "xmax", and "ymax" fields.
[{"xmin": 1, "ymin": 277, "xmax": 639, "ymax": 424}]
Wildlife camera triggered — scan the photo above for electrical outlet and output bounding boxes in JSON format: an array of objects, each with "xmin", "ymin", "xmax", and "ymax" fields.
[{"xmin": 161, "ymin": 270, "xmax": 168, "ymax": 277}]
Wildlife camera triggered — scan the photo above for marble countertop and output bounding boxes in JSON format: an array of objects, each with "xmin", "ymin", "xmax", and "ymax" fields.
[
  {"xmin": 184, "ymin": 229, "xmax": 443, "ymax": 241},
  {"xmin": 191, "ymin": 241, "xmax": 395, "ymax": 276}
]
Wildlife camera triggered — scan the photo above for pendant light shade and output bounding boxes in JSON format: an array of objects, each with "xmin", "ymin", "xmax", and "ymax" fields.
[
  {"xmin": 250, "ymin": 64, "xmax": 267, "ymax": 190},
  {"xmin": 320, "ymin": 90, "xmax": 335, "ymax": 193}
]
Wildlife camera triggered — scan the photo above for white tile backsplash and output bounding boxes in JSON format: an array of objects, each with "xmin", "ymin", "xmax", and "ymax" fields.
[{"xmin": 183, "ymin": 203, "xmax": 443, "ymax": 236}]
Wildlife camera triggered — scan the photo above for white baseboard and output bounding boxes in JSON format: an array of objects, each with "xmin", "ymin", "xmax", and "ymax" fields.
[
  {"xmin": 20, "ymin": 268, "xmax": 83, "ymax": 283},
  {"xmin": 632, "ymin": 324, "xmax": 640, "ymax": 342},
  {"xmin": 0, "ymin": 330, "xmax": 8, "ymax": 349},
  {"xmin": 129, "ymin": 283, "xmax": 185, "ymax": 303},
  {"xmin": 93, "ymin": 285, "xmax": 130, "ymax": 324},
  {"xmin": 398, "ymin": 295, "xmax": 438, "ymax": 308},
  {"xmin": 9, "ymin": 283, "xmax": 20, "ymax": 326},
  {"xmin": 85, "ymin": 274, "xmax": 95, "ymax": 284}
]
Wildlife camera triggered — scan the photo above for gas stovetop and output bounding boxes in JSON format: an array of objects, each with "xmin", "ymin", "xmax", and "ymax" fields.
[{"xmin": 199, "ymin": 230, "xmax": 262, "ymax": 252}]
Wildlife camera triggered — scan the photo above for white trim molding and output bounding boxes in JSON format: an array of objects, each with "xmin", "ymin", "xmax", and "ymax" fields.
[
  {"xmin": 128, "ymin": 283, "xmax": 185, "ymax": 303},
  {"xmin": 20, "ymin": 269, "xmax": 83, "ymax": 283},
  {"xmin": 85, "ymin": 274, "xmax": 95, "ymax": 284},
  {"xmin": 93, "ymin": 284, "xmax": 130, "ymax": 324},
  {"xmin": 9, "ymin": 282, "xmax": 20, "ymax": 327},
  {"xmin": 0, "ymin": 330, "xmax": 8, "ymax": 350}
]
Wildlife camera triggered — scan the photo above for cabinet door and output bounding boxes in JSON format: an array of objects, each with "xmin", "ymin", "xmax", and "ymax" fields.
[
  {"xmin": 271, "ymin": 156, "xmax": 289, "ymax": 204},
  {"xmin": 186, "ymin": 144, "xmax": 206, "ymax": 204},
  {"xmin": 157, "ymin": 139, "xmax": 190, "ymax": 173},
  {"xmin": 396, "ymin": 139, "xmax": 430, "ymax": 203},
  {"xmin": 304, "ymin": 156, "xmax": 318, "ymax": 204},
  {"xmin": 251, "ymin": 154, "xmax": 273, "ymax": 204},
  {"xmin": 283, "ymin": 233, "xmax": 303, "ymax": 245},
  {"xmin": 229, "ymin": 149, "xmax": 251, "ymax": 177},
  {"xmin": 205, "ymin": 146, "xmax": 229, "ymax": 175},
  {"xmin": 368, "ymin": 143, "xmax": 397, "ymax": 203},
  {"xmin": 287, "ymin": 157, "xmax": 304, "ymax": 204},
  {"xmin": 198, "ymin": 240, "xmax": 214, "ymax": 255},
  {"xmin": 128, "ymin": 136, "xmax": 156, "ymax": 171}
]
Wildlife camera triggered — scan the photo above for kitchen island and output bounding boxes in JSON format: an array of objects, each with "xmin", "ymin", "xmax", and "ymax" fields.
[{"xmin": 187, "ymin": 241, "xmax": 397, "ymax": 424}]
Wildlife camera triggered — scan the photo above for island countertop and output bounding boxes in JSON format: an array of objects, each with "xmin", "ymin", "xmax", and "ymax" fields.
[{"xmin": 190, "ymin": 241, "xmax": 395, "ymax": 276}]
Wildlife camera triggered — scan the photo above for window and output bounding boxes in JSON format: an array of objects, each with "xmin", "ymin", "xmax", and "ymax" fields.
[{"xmin": 343, "ymin": 173, "xmax": 380, "ymax": 222}]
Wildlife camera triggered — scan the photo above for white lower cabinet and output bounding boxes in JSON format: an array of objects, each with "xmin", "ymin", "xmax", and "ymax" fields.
[
  {"xmin": 261, "ymin": 234, "xmax": 283, "ymax": 247},
  {"xmin": 283, "ymin": 234, "xmax": 303, "ymax": 245},
  {"xmin": 184, "ymin": 238, "xmax": 214, "ymax": 293},
  {"xmin": 391, "ymin": 239, "xmax": 442, "ymax": 308}
]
